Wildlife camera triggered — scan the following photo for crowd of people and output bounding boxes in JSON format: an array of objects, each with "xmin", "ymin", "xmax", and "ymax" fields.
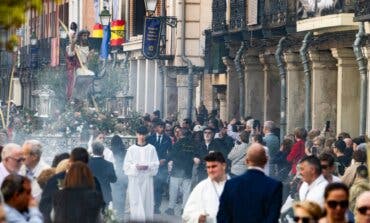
[{"xmin": 0, "ymin": 108, "xmax": 368, "ymax": 223}]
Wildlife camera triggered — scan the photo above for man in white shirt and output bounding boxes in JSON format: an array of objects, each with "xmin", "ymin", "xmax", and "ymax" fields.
[
  {"xmin": 299, "ymin": 155, "xmax": 329, "ymax": 207},
  {"xmin": 183, "ymin": 152, "xmax": 228, "ymax": 223},
  {"xmin": 1, "ymin": 174, "xmax": 43, "ymax": 223},
  {"xmin": 19, "ymin": 140, "xmax": 50, "ymax": 201},
  {"xmin": 0, "ymin": 143, "xmax": 24, "ymax": 186}
]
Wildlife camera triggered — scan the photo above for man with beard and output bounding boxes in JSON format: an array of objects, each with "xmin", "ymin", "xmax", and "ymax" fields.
[{"xmin": 66, "ymin": 28, "xmax": 94, "ymax": 101}]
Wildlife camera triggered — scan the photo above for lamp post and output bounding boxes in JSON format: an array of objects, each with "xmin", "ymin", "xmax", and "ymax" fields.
[
  {"xmin": 30, "ymin": 32, "xmax": 37, "ymax": 46},
  {"xmin": 59, "ymin": 27, "xmax": 67, "ymax": 65},
  {"xmin": 30, "ymin": 32, "xmax": 38, "ymax": 69},
  {"xmin": 144, "ymin": 0, "xmax": 158, "ymax": 15},
  {"xmin": 99, "ymin": 6, "xmax": 112, "ymax": 26},
  {"xmin": 59, "ymin": 26, "xmax": 67, "ymax": 39}
]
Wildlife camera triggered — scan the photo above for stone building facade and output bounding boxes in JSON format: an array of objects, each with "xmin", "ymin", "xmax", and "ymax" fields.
[
  {"xmin": 200, "ymin": 0, "xmax": 370, "ymax": 138},
  {"xmin": 123, "ymin": 0, "xmax": 212, "ymax": 119},
  {"xmin": 121, "ymin": 0, "xmax": 370, "ymax": 137}
]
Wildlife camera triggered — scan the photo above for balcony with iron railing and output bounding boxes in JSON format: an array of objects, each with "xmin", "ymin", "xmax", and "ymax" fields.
[
  {"xmin": 354, "ymin": 0, "xmax": 370, "ymax": 22},
  {"xmin": 296, "ymin": 0, "xmax": 359, "ymax": 34}
]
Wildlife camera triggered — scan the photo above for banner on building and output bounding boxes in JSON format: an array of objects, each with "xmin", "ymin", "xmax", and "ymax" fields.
[{"xmin": 142, "ymin": 17, "xmax": 162, "ymax": 59}]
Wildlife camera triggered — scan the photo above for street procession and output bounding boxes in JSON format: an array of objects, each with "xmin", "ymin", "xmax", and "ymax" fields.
[{"xmin": 0, "ymin": 0, "xmax": 369, "ymax": 222}]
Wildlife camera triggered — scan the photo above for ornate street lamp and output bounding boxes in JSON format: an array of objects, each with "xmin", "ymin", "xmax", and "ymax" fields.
[
  {"xmin": 59, "ymin": 26, "xmax": 67, "ymax": 39},
  {"xmin": 99, "ymin": 6, "xmax": 112, "ymax": 26},
  {"xmin": 30, "ymin": 32, "xmax": 37, "ymax": 46},
  {"xmin": 144, "ymin": 0, "xmax": 158, "ymax": 15}
]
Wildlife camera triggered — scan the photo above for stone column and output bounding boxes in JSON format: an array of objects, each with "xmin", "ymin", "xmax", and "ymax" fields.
[
  {"xmin": 260, "ymin": 53, "xmax": 280, "ymax": 123},
  {"xmin": 135, "ymin": 57, "xmax": 145, "ymax": 113},
  {"xmin": 285, "ymin": 52, "xmax": 305, "ymax": 134},
  {"xmin": 164, "ymin": 72, "xmax": 178, "ymax": 118},
  {"xmin": 144, "ymin": 59, "xmax": 155, "ymax": 113},
  {"xmin": 153, "ymin": 60, "xmax": 163, "ymax": 111},
  {"xmin": 223, "ymin": 57, "xmax": 239, "ymax": 120},
  {"xmin": 177, "ymin": 75, "xmax": 188, "ymax": 120},
  {"xmin": 331, "ymin": 48, "xmax": 360, "ymax": 137},
  {"xmin": 177, "ymin": 74, "xmax": 198, "ymax": 121},
  {"xmin": 218, "ymin": 91, "xmax": 227, "ymax": 122},
  {"xmin": 243, "ymin": 49, "xmax": 264, "ymax": 121},
  {"xmin": 309, "ymin": 50, "xmax": 337, "ymax": 131},
  {"xmin": 202, "ymin": 74, "xmax": 213, "ymax": 114}
]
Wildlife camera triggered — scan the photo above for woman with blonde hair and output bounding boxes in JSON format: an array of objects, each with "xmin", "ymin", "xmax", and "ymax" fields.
[
  {"xmin": 293, "ymin": 200, "xmax": 323, "ymax": 223},
  {"xmin": 55, "ymin": 159, "xmax": 70, "ymax": 174}
]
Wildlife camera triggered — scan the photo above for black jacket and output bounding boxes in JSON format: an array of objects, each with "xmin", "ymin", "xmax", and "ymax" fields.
[
  {"xmin": 168, "ymin": 136, "xmax": 197, "ymax": 179},
  {"xmin": 53, "ymin": 187, "xmax": 104, "ymax": 223},
  {"xmin": 88, "ymin": 156, "xmax": 117, "ymax": 203},
  {"xmin": 147, "ymin": 133, "xmax": 172, "ymax": 174},
  {"xmin": 40, "ymin": 171, "xmax": 103, "ymax": 223}
]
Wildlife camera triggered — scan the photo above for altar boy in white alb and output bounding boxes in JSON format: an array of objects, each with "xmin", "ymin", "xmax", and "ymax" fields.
[
  {"xmin": 123, "ymin": 126, "xmax": 159, "ymax": 222},
  {"xmin": 182, "ymin": 152, "xmax": 229, "ymax": 223}
]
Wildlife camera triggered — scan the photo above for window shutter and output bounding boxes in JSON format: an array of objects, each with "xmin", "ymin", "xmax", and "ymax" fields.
[{"xmin": 248, "ymin": 0, "xmax": 258, "ymax": 25}]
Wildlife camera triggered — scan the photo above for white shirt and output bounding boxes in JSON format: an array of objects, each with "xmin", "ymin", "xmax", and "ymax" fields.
[
  {"xmin": 182, "ymin": 177, "xmax": 228, "ymax": 223},
  {"xmin": 326, "ymin": 175, "xmax": 341, "ymax": 183},
  {"xmin": 0, "ymin": 162, "xmax": 10, "ymax": 186},
  {"xmin": 299, "ymin": 174, "xmax": 328, "ymax": 207},
  {"xmin": 19, "ymin": 160, "xmax": 50, "ymax": 201}
]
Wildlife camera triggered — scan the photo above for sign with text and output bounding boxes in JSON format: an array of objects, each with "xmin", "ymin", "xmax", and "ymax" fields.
[{"xmin": 142, "ymin": 17, "xmax": 162, "ymax": 59}]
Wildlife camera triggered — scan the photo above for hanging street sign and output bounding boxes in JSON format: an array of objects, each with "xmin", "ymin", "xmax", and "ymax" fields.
[{"xmin": 142, "ymin": 17, "xmax": 162, "ymax": 59}]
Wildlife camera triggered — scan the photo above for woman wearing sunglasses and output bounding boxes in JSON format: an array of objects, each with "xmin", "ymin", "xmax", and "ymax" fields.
[
  {"xmin": 354, "ymin": 191, "xmax": 370, "ymax": 223},
  {"xmin": 293, "ymin": 201, "xmax": 322, "ymax": 223},
  {"xmin": 320, "ymin": 182, "xmax": 352, "ymax": 223}
]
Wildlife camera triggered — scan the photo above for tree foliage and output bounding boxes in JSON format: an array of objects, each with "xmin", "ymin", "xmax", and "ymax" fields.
[
  {"xmin": 0, "ymin": 0, "xmax": 59, "ymax": 50},
  {"xmin": 0, "ymin": 0, "xmax": 41, "ymax": 29}
]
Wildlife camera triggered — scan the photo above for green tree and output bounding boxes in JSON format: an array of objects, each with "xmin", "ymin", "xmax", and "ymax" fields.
[{"xmin": 0, "ymin": 0, "xmax": 59, "ymax": 50}]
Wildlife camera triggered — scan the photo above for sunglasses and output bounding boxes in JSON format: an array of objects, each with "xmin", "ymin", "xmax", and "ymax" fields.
[
  {"xmin": 327, "ymin": 200, "xmax": 349, "ymax": 209},
  {"xmin": 357, "ymin": 206, "xmax": 370, "ymax": 215},
  {"xmin": 321, "ymin": 164, "xmax": 328, "ymax": 169},
  {"xmin": 8, "ymin": 157, "xmax": 25, "ymax": 163},
  {"xmin": 293, "ymin": 216, "xmax": 313, "ymax": 223}
]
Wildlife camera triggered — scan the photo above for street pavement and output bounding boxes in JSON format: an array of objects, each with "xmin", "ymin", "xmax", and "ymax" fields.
[{"xmin": 120, "ymin": 199, "xmax": 183, "ymax": 223}]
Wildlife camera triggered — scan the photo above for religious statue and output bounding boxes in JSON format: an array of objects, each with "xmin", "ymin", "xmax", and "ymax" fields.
[{"xmin": 65, "ymin": 24, "xmax": 95, "ymax": 102}]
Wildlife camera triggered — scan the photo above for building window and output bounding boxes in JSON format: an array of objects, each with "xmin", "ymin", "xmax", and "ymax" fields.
[{"xmin": 134, "ymin": 0, "xmax": 146, "ymax": 36}]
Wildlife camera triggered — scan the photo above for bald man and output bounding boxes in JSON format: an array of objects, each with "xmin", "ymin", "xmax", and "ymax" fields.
[
  {"xmin": 217, "ymin": 143, "xmax": 283, "ymax": 223},
  {"xmin": 355, "ymin": 191, "xmax": 370, "ymax": 223}
]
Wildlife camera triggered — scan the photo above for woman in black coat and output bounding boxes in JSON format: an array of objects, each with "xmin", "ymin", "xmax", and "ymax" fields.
[{"xmin": 52, "ymin": 161, "xmax": 104, "ymax": 223}]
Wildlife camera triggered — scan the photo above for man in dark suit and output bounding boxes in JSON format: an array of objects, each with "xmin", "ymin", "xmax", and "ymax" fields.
[
  {"xmin": 147, "ymin": 121, "xmax": 172, "ymax": 213},
  {"xmin": 217, "ymin": 143, "xmax": 283, "ymax": 223},
  {"xmin": 39, "ymin": 147, "xmax": 103, "ymax": 223},
  {"xmin": 88, "ymin": 141, "xmax": 117, "ymax": 204}
]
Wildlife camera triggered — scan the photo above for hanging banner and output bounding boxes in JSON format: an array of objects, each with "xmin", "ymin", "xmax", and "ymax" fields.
[{"xmin": 142, "ymin": 17, "xmax": 162, "ymax": 59}]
